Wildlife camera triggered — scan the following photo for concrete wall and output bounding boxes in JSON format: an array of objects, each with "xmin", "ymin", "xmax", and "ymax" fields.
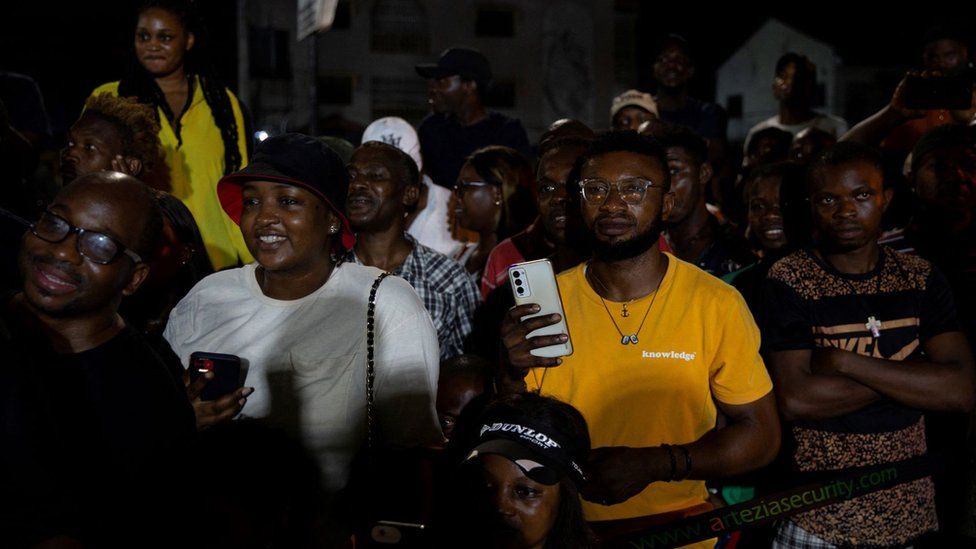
[{"xmin": 243, "ymin": 0, "xmax": 617, "ymax": 144}]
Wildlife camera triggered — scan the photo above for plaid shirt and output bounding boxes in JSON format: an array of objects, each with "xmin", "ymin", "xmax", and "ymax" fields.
[{"xmin": 351, "ymin": 234, "xmax": 480, "ymax": 360}]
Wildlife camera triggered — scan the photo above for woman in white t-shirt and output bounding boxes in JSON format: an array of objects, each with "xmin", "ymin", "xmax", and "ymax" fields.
[{"xmin": 163, "ymin": 134, "xmax": 443, "ymax": 510}]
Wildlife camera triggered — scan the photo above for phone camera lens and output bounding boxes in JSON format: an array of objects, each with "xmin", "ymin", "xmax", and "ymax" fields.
[
  {"xmin": 517, "ymin": 287, "xmax": 525, "ymax": 294},
  {"xmin": 512, "ymin": 271, "xmax": 521, "ymax": 278},
  {"xmin": 514, "ymin": 278, "xmax": 522, "ymax": 286}
]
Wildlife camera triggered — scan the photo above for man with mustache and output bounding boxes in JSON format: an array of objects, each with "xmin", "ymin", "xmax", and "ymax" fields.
[
  {"xmin": 415, "ymin": 47, "xmax": 532, "ymax": 190},
  {"xmin": 761, "ymin": 142, "xmax": 974, "ymax": 547},
  {"xmin": 345, "ymin": 141, "xmax": 479, "ymax": 360},
  {"xmin": 501, "ymin": 131, "xmax": 780, "ymax": 545},
  {"xmin": 1, "ymin": 171, "xmax": 194, "ymax": 546}
]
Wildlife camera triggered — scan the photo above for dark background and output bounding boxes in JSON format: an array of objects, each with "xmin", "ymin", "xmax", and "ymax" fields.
[{"xmin": 3, "ymin": 1, "xmax": 974, "ymax": 144}]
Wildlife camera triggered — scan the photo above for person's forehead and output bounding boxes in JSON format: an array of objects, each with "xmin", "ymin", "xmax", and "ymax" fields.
[
  {"xmin": 584, "ymin": 151, "xmax": 662, "ymax": 177},
  {"xmin": 658, "ymin": 44, "xmax": 690, "ymax": 61},
  {"xmin": 71, "ymin": 114, "xmax": 124, "ymax": 141},
  {"xmin": 52, "ymin": 186, "xmax": 137, "ymax": 241},
  {"xmin": 817, "ymin": 161, "xmax": 882, "ymax": 188},
  {"xmin": 751, "ymin": 175, "xmax": 783, "ymax": 197},
  {"xmin": 351, "ymin": 146, "xmax": 396, "ymax": 169},
  {"xmin": 138, "ymin": 7, "xmax": 181, "ymax": 27},
  {"xmin": 665, "ymin": 146, "xmax": 695, "ymax": 162}
]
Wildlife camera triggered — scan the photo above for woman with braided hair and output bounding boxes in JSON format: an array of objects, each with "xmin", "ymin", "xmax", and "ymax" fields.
[{"xmin": 91, "ymin": 0, "xmax": 253, "ymax": 270}]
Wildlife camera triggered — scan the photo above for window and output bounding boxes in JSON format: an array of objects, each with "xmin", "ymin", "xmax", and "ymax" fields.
[
  {"xmin": 475, "ymin": 5, "xmax": 515, "ymax": 37},
  {"xmin": 371, "ymin": 0, "xmax": 429, "ymax": 54},
  {"xmin": 249, "ymin": 27, "xmax": 291, "ymax": 79},
  {"xmin": 318, "ymin": 75, "xmax": 354, "ymax": 105},
  {"xmin": 371, "ymin": 77, "xmax": 429, "ymax": 126}
]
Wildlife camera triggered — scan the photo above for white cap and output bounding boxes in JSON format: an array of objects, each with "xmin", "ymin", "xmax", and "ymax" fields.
[{"xmin": 361, "ymin": 117, "xmax": 423, "ymax": 172}]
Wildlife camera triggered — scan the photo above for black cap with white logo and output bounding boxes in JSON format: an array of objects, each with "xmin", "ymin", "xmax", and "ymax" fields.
[{"xmin": 464, "ymin": 406, "xmax": 587, "ymax": 488}]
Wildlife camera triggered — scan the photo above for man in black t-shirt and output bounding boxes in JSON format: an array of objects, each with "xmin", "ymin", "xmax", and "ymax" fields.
[
  {"xmin": 415, "ymin": 47, "xmax": 532, "ymax": 189},
  {"xmin": 1, "ymin": 172, "xmax": 194, "ymax": 547},
  {"xmin": 761, "ymin": 143, "xmax": 975, "ymax": 548}
]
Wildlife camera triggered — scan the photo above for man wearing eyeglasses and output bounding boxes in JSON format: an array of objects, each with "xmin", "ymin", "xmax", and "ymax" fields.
[
  {"xmin": 500, "ymin": 131, "xmax": 780, "ymax": 544},
  {"xmin": 2, "ymin": 171, "xmax": 193, "ymax": 546}
]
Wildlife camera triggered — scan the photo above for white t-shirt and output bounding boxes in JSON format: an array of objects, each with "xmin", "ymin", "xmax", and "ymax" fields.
[
  {"xmin": 163, "ymin": 262, "xmax": 443, "ymax": 493},
  {"xmin": 407, "ymin": 174, "xmax": 462, "ymax": 256},
  {"xmin": 743, "ymin": 112, "xmax": 849, "ymax": 153}
]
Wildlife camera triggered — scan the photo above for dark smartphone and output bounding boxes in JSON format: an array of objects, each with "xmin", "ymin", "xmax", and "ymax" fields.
[
  {"xmin": 188, "ymin": 352, "xmax": 242, "ymax": 401},
  {"xmin": 903, "ymin": 75, "xmax": 972, "ymax": 110},
  {"xmin": 368, "ymin": 521, "xmax": 427, "ymax": 546}
]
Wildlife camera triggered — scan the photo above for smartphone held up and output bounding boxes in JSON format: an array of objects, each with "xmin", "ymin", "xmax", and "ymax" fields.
[{"xmin": 509, "ymin": 259, "xmax": 573, "ymax": 359}]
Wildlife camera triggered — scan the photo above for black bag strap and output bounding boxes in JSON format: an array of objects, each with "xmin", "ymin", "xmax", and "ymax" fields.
[{"xmin": 365, "ymin": 272, "xmax": 391, "ymax": 449}]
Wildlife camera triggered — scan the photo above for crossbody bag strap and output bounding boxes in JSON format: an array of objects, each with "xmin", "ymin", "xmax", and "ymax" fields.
[{"xmin": 365, "ymin": 272, "xmax": 391, "ymax": 449}]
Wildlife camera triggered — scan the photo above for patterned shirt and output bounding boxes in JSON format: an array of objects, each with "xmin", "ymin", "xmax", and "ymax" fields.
[
  {"xmin": 762, "ymin": 246, "xmax": 958, "ymax": 547},
  {"xmin": 352, "ymin": 234, "xmax": 480, "ymax": 360}
]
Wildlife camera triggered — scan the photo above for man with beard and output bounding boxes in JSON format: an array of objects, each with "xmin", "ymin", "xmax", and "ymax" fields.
[
  {"xmin": 761, "ymin": 143, "xmax": 974, "ymax": 547},
  {"xmin": 500, "ymin": 132, "xmax": 780, "ymax": 544},
  {"xmin": 1, "ymin": 172, "xmax": 194, "ymax": 546},
  {"xmin": 345, "ymin": 141, "xmax": 479, "ymax": 360},
  {"xmin": 415, "ymin": 47, "xmax": 532, "ymax": 190}
]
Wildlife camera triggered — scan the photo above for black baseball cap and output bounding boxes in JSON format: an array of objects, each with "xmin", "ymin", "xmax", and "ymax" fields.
[
  {"xmin": 217, "ymin": 133, "xmax": 356, "ymax": 251},
  {"xmin": 463, "ymin": 406, "xmax": 587, "ymax": 488},
  {"xmin": 415, "ymin": 47, "xmax": 492, "ymax": 89}
]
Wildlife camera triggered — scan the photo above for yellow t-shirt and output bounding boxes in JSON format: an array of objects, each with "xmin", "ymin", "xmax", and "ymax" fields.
[
  {"xmin": 90, "ymin": 78, "xmax": 253, "ymax": 271},
  {"xmin": 537, "ymin": 254, "xmax": 772, "ymax": 527}
]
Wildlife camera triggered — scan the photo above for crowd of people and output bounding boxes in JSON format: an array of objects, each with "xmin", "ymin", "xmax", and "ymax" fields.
[{"xmin": 2, "ymin": 2, "xmax": 976, "ymax": 548}]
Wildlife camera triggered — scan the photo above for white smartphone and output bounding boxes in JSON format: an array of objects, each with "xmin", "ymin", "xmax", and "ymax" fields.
[{"xmin": 509, "ymin": 259, "xmax": 573, "ymax": 359}]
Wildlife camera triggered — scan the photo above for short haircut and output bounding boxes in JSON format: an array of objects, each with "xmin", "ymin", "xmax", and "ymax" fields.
[
  {"xmin": 356, "ymin": 140, "xmax": 420, "ymax": 187},
  {"xmin": 775, "ymin": 52, "xmax": 816, "ymax": 78},
  {"xmin": 538, "ymin": 136, "xmax": 591, "ymax": 164},
  {"xmin": 568, "ymin": 130, "xmax": 671, "ymax": 193},
  {"xmin": 132, "ymin": 181, "xmax": 165, "ymax": 259},
  {"xmin": 742, "ymin": 161, "xmax": 806, "ymax": 205},
  {"xmin": 910, "ymin": 123, "xmax": 976, "ymax": 175},
  {"xmin": 807, "ymin": 142, "xmax": 884, "ymax": 190},
  {"xmin": 747, "ymin": 126, "xmax": 794, "ymax": 159},
  {"xmin": 654, "ymin": 33, "xmax": 694, "ymax": 63},
  {"xmin": 921, "ymin": 25, "xmax": 970, "ymax": 50},
  {"xmin": 83, "ymin": 93, "xmax": 162, "ymax": 173},
  {"xmin": 655, "ymin": 125, "xmax": 709, "ymax": 164}
]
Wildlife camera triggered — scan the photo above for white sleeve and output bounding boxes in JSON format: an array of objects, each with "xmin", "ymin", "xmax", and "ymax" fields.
[
  {"xmin": 371, "ymin": 276, "xmax": 444, "ymax": 447},
  {"xmin": 162, "ymin": 292, "xmax": 196, "ymax": 368}
]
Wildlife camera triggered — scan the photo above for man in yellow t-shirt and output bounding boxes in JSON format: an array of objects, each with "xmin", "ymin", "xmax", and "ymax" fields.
[{"xmin": 502, "ymin": 131, "xmax": 780, "ymax": 546}]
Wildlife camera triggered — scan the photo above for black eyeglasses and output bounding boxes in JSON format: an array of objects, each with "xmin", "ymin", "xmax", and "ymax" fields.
[
  {"xmin": 579, "ymin": 177, "xmax": 665, "ymax": 205},
  {"xmin": 30, "ymin": 211, "xmax": 142, "ymax": 265}
]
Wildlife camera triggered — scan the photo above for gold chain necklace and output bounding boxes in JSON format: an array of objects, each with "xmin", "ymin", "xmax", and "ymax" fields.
[{"xmin": 586, "ymin": 263, "xmax": 660, "ymax": 345}]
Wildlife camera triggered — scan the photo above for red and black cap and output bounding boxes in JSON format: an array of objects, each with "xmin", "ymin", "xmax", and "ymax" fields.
[
  {"xmin": 464, "ymin": 407, "xmax": 587, "ymax": 488},
  {"xmin": 217, "ymin": 133, "xmax": 356, "ymax": 251}
]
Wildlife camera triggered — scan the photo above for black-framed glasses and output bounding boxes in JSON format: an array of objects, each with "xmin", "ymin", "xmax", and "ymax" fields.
[
  {"xmin": 579, "ymin": 177, "xmax": 664, "ymax": 205},
  {"xmin": 30, "ymin": 210, "xmax": 142, "ymax": 265},
  {"xmin": 453, "ymin": 181, "xmax": 492, "ymax": 195}
]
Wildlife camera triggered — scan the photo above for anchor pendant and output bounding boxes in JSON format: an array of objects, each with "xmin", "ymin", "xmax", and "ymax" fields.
[{"xmin": 620, "ymin": 334, "xmax": 639, "ymax": 345}]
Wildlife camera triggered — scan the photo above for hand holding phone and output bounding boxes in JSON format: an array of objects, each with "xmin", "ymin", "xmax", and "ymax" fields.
[
  {"xmin": 188, "ymin": 352, "xmax": 243, "ymax": 401},
  {"xmin": 507, "ymin": 259, "xmax": 573, "ymax": 360}
]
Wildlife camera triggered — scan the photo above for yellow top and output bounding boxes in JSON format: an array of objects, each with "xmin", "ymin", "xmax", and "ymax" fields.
[
  {"xmin": 537, "ymin": 254, "xmax": 772, "ymax": 529},
  {"xmin": 91, "ymin": 78, "xmax": 253, "ymax": 270}
]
